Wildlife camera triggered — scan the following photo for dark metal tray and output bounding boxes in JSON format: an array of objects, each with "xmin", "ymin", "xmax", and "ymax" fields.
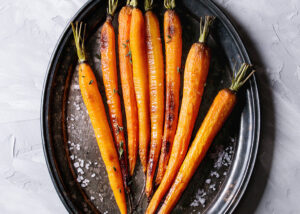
[{"xmin": 41, "ymin": 0, "xmax": 260, "ymax": 213}]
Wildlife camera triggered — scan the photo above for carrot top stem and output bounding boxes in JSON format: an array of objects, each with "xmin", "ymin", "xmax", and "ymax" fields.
[
  {"xmin": 229, "ymin": 63, "xmax": 255, "ymax": 92},
  {"xmin": 144, "ymin": 0, "xmax": 153, "ymax": 11},
  {"xmin": 199, "ymin": 16, "xmax": 215, "ymax": 44},
  {"xmin": 164, "ymin": 0, "xmax": 175, "ymax": 9},
  {"xmin": 126, "ymin": 0, "xmax": 130, "ymax": 5},
  {"xmin": 129, "ymin": 0, "xmax": 138, "ymax": 7},
  {"xmin": 71, "ymin": 22, "xmax": 86, "ymax": 62},
  {"xmin": 108, "ymin": 0, "xmax": 118, "ymax": 16}
]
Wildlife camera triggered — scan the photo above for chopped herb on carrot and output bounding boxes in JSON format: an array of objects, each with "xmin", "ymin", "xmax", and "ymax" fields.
[
  {"xmin": 119, "ymin": 141, "xmax": 124, "ymax": 158},
  {"xmin": 95, "ymin": 54, "xmax": 101, "ymax": 60}
]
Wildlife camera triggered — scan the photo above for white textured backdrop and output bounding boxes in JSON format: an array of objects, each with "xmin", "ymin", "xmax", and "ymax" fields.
[{"xmin": 0, "ymin": 0, "xmax": 299, "ymax": 213}]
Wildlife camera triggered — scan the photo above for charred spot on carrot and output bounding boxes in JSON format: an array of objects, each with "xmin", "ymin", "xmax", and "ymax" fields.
[
  {"xmin": 100, "ymin": 32, "xmax": 108, "ymax": 50},
  {"xmin": 165, "ymin": 140, "xmax": 171, "ymax": 154}
]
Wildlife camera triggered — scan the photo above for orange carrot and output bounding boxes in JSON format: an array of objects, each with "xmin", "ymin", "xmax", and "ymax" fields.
[
  {"xmin": 155, "ymin": 0, "xmax": 182, "ymax": 186},
  {"xmin": 129, "ymin": 0, "xmax": 150, "ymax": 173},
  {"xmin": 100, "ymin": 0, "xmax": 131, "ymax": 198},
  {"xmin": 146, "ymin": 16, "xmax": 214, "ymax": 214},
  {"xmin": 71, "ymin": 22, "xmax": 127, "ymax": 214},
  {"xmin": 118, "ymin": 3, "xmax": 139, "ymax": 176},
  {"xmin": 158, "ymin": 64, "xmax": 255, "ymax": 213},
  {"xmin": 144, "ymin": 0, "xmax": 165, "ymax": 198}
]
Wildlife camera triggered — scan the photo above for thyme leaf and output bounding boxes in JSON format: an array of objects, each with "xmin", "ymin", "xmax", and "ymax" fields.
[
  {"xmin": 95, "ymin": 54, "xmax": 101, "ymax": 60},
  {"xmin": 118, "ymin": 141, "xmax": 124, "ymax": 158}
]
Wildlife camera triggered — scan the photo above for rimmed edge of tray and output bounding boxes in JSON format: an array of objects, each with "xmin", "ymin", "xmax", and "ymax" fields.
[{"xmin": 40, "ymin": 0, "xmax": 260, "ymax": 213}]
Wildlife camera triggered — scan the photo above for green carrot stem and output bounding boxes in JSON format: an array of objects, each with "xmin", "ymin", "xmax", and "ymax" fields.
[
  {"xmin": 164, "ymin": 0, "xmax": 175, "ymax": 10},
  {"xmin": 199, "ymin": 16, "xmax": 215, "ymax": 44},
  {"xmin": 145, "ymin": 0, "xmax": 153, "ymax": 11},
  {"xmin": 229, "ymin": 63, "xmax": 255, "ymax": 92},
  {"xmin": 108, "ymin": 0, "xmax": 118, "ymax": 16},
  {"xmin": 71, "ymin": 22, "xmax": 86, "ymax": 62},
  {"xmin": 129, "ymin": 0, "xmax": 138, "ymax": 7}
]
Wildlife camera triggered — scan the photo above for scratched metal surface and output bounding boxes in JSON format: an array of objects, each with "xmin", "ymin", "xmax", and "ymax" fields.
[{"xmin": 41, "ymin": 0, "xmax": 260, "ymax": 213}]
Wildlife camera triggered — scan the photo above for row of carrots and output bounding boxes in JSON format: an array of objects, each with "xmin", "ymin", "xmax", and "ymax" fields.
[{"xmin": 71, "ymin": 0, "xmax": 255, "ymax": 213}]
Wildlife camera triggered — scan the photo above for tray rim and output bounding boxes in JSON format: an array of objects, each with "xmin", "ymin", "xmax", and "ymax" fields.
[{"xmin": 40, "ymin": 0, "xmax": 261, "ymax": 213}]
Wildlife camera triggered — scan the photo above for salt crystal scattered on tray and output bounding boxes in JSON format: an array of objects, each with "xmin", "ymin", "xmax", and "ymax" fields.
[
  {"xmin": 191, "ymin": 189, "xmax": 206, "ymax": 208},
  {"xmin": 205, "ymin": 179, "xmax": 211, "ymax": 184}
]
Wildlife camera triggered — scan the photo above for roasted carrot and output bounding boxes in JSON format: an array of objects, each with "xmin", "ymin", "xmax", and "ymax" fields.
[
  {"xmin": 101, "ymin": 0, "xmax": 133, "ymax": 211},
  {"xmin": 146, "ymin": 16, "xmax": 214, "ymax": 214},
  {"xmin": 71, "ymin": 22, "xmax": 127, "ymax": 214},
  {"xmin": 118, "ymin": 2, "xmax": 139, "ymax": 177},
  {"xmin": 100, "ymin": 1, "xmax": 132, "ymax": 204},
  {"xmin": 129, "ymin": 0, "xmax": 150, "ymax": 173},
  {"xmin": 158, "ymin": 63, "xmax": 255, "ymax": 213},
  {"xmin": 155, "ymin": 0, "xmax": 182, "ymax": 186},
  {"xmin": 144, "ymin": 0, "xmax": 165, "ymax": 198}
]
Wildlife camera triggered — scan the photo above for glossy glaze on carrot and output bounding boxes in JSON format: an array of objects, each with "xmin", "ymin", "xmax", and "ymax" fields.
[
  {"xmin": 118, "ymin": 5, "xmax": 139, "ymax": 176},
  {"xmin": 144, "ymin": 0, "xmax": 165, "ymax": 198},
  {"xmin": 100, "ymin": 11, "xmax": 130, "ymax": 194},
  {"xmin": 146, "ymin": 16, "xmax": 214, "ymax": 214},
  {"xmin": 158, "ymin": 64, "xmax": 254, "ymax": 213},
  {"xmin": 71, "ymin": 22, "xmax": 127, "ymax": 214},
  {"xmin": 130, "ymin": 0, "xmax": 150, "ymax": 173},
  {"xmin": 155, "ymin": 3, "xmax": 182, "ymax": 186},
  {"xmin": 80, "ymin": 64, "xmax": 127, "ymax": 214},
  {"xmin": 158, "ymin": 89, "xmax": 236, "ymax": 213}
]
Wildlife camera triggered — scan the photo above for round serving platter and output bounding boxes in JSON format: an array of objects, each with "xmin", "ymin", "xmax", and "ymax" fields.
[{"xmin": 41, "ymin": 0, "xmax": 260, "ymax": 213}]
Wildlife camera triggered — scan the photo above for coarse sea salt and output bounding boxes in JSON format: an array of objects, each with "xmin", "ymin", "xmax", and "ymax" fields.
[
  {"xmin": 78, "ymin": 159, "xmax": 84, "ymax": 167},
  {"xmin": 77, "ymin": 167, "xmax": 84, "ymax": 175},
  {"xmin": 190, "ymin": 189, "xmax": 206, "ymax": 208},
  {"xmin": 210, "ymin": 171, "xmax": 220, "ymax": 178},
  {"xmin": 99, "ymin": 193, "xmax": 103, "ymax": 202},
  {"xmin": 209, "ymin": 184, "xmax": 216, "ymax": 191},
  {"xmin": 77, "ymin": 175, "xmax": 83, "ymax": 182}
]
